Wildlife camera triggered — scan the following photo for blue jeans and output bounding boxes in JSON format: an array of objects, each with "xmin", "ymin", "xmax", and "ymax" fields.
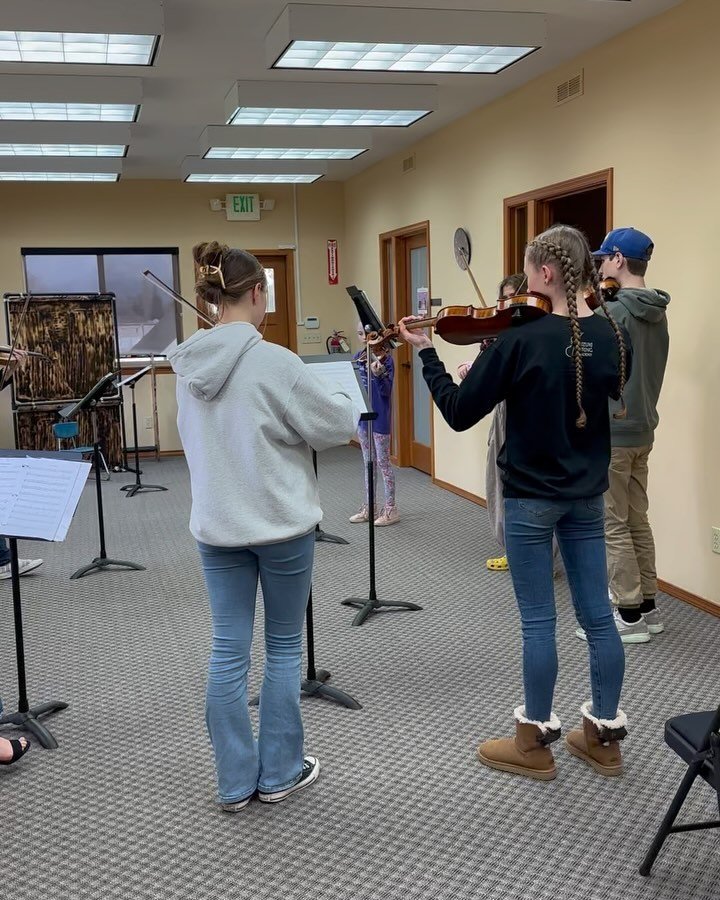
[
  {"xmin": 504, "ymin": 497, "xmax": 625, "ymax": 723},
  {"xmin": 197, "ymin": 531, "xmax": 314, "ymax": 804},
  {"xmin": 0, "ymin": 538, "xmax": 10, "ymax": 566}
]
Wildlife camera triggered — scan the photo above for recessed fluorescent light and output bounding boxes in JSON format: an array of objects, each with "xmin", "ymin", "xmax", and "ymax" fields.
[
  {"xmin": 185, "ymin": 173, "xmax": 322, "ymax": 184},
  {"xmin": 0, "ymin": 144, "xmax": 126, "ymax": 157},
  {"xmin": 206, "ymin": 147, "xmax": 364, "ymax": 160},
  {"xmin": 0, "ymin": 32, "xmax": 158, "ymax": 66},
  {"xmin": 0, "ymin": 171, "xmax": 119, "ymax": 181},
  {"xmin": 274, "ymin": 41, "xmax": 536, "ymax": 73},
  {"xmin": 0, "ymin": 102, "xmax": 138, "ymax": 122},
  {"xmin": 228, "ymin": 108, "xmax": 428, "ymax": 127}
]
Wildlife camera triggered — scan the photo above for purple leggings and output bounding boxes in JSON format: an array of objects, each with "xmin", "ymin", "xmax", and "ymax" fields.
[{"xmin": 358, "ymin": 427, "xmax": 396, "ymax": 509}]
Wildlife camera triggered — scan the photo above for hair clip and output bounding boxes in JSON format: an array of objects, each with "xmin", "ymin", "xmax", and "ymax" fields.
[{"xmin": 199, "ymin": 264, "xmax": 226, "ymax": 291}]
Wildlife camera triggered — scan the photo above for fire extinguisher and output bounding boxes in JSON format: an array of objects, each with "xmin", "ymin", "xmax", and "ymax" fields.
[{"xmin": 327, "ymin": 330, "xmax": 350, "ymax": 353}]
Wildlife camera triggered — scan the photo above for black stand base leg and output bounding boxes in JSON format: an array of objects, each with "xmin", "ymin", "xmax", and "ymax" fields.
[
  {"xmin": 315, "ymin": 527, "xmax": 349, "ymax": 545},
  {"xmin": 301, "ymin": 669, "xmax": 362, "ymax": 709},
  {"xmin": 0, "ymin": 701, "xmax": 68, "ymax": 750},
  {"xmin": 71, "ymin": 557, "xmax": 146, "ymax": 580},
  {"xmin": 341, "ymin": 596, "xmax": 422, "ymax": 627},
  {"xmin": 121, "ymin": 483, "xmax": 168, "ymax": 498}
]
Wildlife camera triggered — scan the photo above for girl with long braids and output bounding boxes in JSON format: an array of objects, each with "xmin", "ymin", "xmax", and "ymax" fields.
[{"xmin": 398, "ymin": 225, "xmax": 633, "ymax": 782}]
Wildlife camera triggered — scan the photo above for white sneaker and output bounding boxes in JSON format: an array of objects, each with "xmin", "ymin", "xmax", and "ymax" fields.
[
  {"xmin": 221, "ymin": 794, "xmax": 253, "ymax": 813},
  {"xmin": 374, "ymin": 505, "xmax": 399, "ymax": 527},
  {"xmin": 349, "ymin": 506, "xmax": 370, "ymax": 524},
  {"xmin": 258, "ymin": 756, "xmax": 320, "ymax": 803},
  {"xmin": 576, "ymin": 608, "xmax": 651, "ymax": 644},
  {"xmin": 643, "ymin": 607, "xmax": 665, "ymax": 634},
  {"xmin": 0, "ymin": 558, "xmax": 43, "ymax": 580}
]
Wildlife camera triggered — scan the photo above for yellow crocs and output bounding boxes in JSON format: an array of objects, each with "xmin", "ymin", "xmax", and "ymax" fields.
[{"xmin": 487, "ymin": 555, "xmax": 509, "ymax": 572}]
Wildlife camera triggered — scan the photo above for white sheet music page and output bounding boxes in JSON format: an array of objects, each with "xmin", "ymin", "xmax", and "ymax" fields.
[
  {"xmin": 0, "ymin": 459, "xmax": 29, "ymax": 527},
  {"xmin": 1, "ymin": 457, "xmax": 91, "ymax": 542},
  {"xmin": 304, "ymin": 360, "xmax": 369, "ymax": 419}
]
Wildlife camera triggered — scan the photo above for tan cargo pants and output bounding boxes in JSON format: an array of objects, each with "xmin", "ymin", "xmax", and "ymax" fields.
[{"xmin": 605, "ymin": 445, "xmax": 657, "ymax": 607}]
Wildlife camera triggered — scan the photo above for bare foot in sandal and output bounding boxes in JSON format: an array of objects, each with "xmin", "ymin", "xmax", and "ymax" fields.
[{"xmin": 0, "ymin": 735, "xmax": 30, "ymax": 765}]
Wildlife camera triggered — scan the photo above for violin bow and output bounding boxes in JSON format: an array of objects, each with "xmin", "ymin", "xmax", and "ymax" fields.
[
  {"xmin": 0, "ymin": 293, "xmax": 32, "ymax": 391},
  {"xmin": 143, "ymin": 270, "xmax": 216, "ymax": 327},
  {"xmin": 458, "ymin": 248, "xmax": 489, "ymax": 309}
]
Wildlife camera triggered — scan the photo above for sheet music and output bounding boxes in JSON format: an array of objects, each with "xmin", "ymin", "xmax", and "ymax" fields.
[
  {"xmin": 304, "ymin": 359, "xmax": 370, "ymax": 417},
  {"xmin": 0, "ymin": 457, "xmax": 90, "ymax": 541}
]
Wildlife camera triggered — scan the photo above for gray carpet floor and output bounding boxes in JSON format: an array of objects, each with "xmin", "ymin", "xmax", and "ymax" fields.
[{"xmin": 1, "ymin": 448, "xmax": 718, "ymax": 900}]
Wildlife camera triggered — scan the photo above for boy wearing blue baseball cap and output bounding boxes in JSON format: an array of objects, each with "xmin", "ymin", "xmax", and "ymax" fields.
[{"xmin": 588, "ymin": 227, "xmax": 670, "ymax": 643}]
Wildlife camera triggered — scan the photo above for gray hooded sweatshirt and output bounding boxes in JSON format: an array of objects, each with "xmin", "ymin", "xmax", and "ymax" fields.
[
  {"xmin": 603, "ymin": 287, "xmax": 670, "ymax": 447},
  {"xmin": 169, "ymin": 323, "xmax": 357, "ymax": 547}
]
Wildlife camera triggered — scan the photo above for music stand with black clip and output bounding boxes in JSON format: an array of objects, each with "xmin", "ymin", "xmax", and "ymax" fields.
[
  {"xmin": 60, "ymin": 373, "xmax": 146, "ymax": 579},
  {"xmin": 117, "ymin": 367, "xmax": 168, "ymax": 498},
  {"xmin": 0, "ymin": 449, "xmax": 89, "ymax": 748},
  {"xmin": 341, "ymin": 286, "xmax": 422, "ymax": 627}
]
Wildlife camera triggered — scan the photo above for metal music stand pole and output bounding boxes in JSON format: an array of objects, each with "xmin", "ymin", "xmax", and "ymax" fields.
[
  {"xmin": 0, "ymin": 538, "xmax": 68, "ymax": 748},
  {"xmin": 342, "ymin": 333, "xmax": 422, "ymax": 626},
  {"xmin": 119, "ymin": 367, "xmax": 167, "ymax": 498},
  {"xmin": 67, "ymin": 373, "xmax": 146, "ymax": 579}
]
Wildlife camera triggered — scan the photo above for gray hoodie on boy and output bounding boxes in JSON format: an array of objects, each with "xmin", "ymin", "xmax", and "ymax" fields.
[
  {"xmin": 169, "ymin": 323, "xmax": 357, "ymax": 547},
  {"xmin": 603, "ymin": 288, "xmax": 670, "ymax": 448}
]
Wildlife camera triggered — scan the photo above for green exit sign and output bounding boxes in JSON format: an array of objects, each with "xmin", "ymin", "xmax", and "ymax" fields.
[{"xmin": 226, "ymin": 193, "xmax": 260, "ymax": 221}]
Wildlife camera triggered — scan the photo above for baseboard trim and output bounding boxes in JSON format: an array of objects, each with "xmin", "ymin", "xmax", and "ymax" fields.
[
  {"xmin": 432, "ymin": 477, "xmax": 487, "ymax": 509},
  {"xmin": 657, "ymin": 580, "xmax": 720, "ymax": 618},
  {"xmin": 432, "ymin": 478, "xmax": 719, "ymax": 617}
]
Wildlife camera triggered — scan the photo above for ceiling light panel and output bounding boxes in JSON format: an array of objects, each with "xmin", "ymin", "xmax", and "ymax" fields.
[
  {"xmin": 186, "ymin": 174, "xmax": 321, "ymax": 184},
  {"xmin": 0, "ymin": 143, "xmax": 126, "ymax": 156},
  {"xmin": 206, "ymin": 147, "xmax": 364, "ymax": 160},
  {"xmin": 0, "ymin": 171, "xmax": 119, "ymax": 181},
  {"xmin": 267, "ymin": 6, "xmax": 546, "ymax": 74},
  {"xmin": 224, "ymin": 82, "xmax": 436, "ymax": 129},
  {"xmin": 229, "ymin": 108, "xmax": 427, "ymax": 127},
  {"xmin": 275, "ymin": 41, "xmax": 535, "ymax": 73},
  {"xmin": 0, "ymin": 32, "xmax": 158, "ymax": 65},
  {"xmin": 0, "ymin": 102, "xmax": 138, "ymax": 121}
]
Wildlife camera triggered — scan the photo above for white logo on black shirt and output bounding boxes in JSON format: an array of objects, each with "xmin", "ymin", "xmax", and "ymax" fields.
[{"xmin": 565, "ymin": 341, "xmax": 594, "ymax": 359}]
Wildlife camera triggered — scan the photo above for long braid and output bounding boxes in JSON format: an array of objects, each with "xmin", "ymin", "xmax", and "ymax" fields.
[
  {"xmin": 588, "ymin": 265, "xmax": 628, "ymax": 419},
  {"xmin": 529, "ymin": 238, "xmax": 587, "ymax": 428}
]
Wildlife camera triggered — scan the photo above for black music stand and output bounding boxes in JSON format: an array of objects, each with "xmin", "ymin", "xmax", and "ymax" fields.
[
  {"xmin": 117, "ymin": 367, "xmax": 167, "ymax": 498},
  {"xmin": 0, "ymin": 449, "xmax": 85, "ymax": 748},
  {"xmin": 312, "ymin": 449, "xmax": 347, "ymax": 544},
  {"xmin": 341, "ymin": 286, "xmax": 422, "ymax": 626},
  {"xmin": 63, "ymin": 373, "xmax": 146, "ymax": 579}
]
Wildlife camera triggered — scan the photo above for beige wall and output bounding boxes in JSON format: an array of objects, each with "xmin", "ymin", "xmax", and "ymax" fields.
[
  {"xmin": 342, "ymin": 0, "xmax": 720, "ymax": 605},
  {"xmin": 0, "ymin": 179, "xmax": 352, "ymax": 451}
]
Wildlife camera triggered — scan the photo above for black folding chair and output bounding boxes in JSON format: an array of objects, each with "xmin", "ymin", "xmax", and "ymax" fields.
[{"xmin": 640, "ymin": 704, "xmax": 720, "ymax": 876}]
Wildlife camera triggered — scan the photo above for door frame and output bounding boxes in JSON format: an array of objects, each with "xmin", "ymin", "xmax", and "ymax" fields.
[
  {"xmin": 503, "ymin": 169, "xmax": 613, "ymax": 275},
  {"xmin": 195, "ymin": 247, "xmax": 298, "ymax": 353},
  {"xmin": 378, "ymin": 220, "xmax": 433, "ymax": 474}
]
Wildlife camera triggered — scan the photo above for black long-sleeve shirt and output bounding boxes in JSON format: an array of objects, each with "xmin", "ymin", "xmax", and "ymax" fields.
[{"xmin": 419, "ymin": 313, "xmax": 632, "ymax": 500}]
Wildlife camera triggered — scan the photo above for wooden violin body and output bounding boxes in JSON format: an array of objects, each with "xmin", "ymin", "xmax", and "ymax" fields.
[
  {"xmin": 369, "ymin": 292, "xmax": 553, "ymax": 349},
  {"xmin": 584, "ymin": 277, "xmax": 620, "ymax": 310}
]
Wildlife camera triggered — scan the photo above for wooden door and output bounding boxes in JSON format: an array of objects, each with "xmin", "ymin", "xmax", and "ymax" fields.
[
  {"xmin": 253, "ymin": 253, "xmax": 295, "ymax": 350},
  {"xmin": 404, "ymin": 233, "xmax": 432, "ymax": 474}
]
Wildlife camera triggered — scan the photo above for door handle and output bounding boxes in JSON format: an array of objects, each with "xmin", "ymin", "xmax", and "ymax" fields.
[{"xmin": 401, "ymin": 362, "xmax": 411, "ymax": 369}]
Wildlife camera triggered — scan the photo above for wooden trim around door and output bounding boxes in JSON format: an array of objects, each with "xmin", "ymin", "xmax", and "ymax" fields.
[{"xmin": 503, "ymin": 169, "xmax": 613, "ymax": 275}]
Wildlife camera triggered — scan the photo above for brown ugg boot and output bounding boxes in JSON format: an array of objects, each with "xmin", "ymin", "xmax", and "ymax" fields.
[
  {"xmin": 565, "ymin": 701, "xmax": 627, "ymax": 777},
  {"xmin": 477, "ymin": 706, "xmax": 560, "ymax": 781}
]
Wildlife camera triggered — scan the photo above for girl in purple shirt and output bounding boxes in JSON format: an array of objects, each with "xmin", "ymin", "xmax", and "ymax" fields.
[{"xmin": 351, "ymin": 323, "xmax": 398, "ymax": 526}]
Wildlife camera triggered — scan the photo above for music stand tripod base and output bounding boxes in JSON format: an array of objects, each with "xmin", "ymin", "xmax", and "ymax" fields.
[
  {"xmin": 71, "ymin": 557, "xmax": 146, "ymax": 580},
  {"xmin": 0, "ymin": 702, "xmax": 69, "ymax": 750},
  {"xmin": 315, "ymin": 524, "xmax": 348, "ymax": 545},
  {"xmin": 342, "ymin": 596, "xmax": 422, "ymax": 627},
  {"xmin": 121, "ymin": 483, "xmax": 168, "ymax": 498}
]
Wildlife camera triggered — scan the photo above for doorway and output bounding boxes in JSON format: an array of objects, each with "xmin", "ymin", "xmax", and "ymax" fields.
[
  {"xmin": 195, "ymin": 249, "xmax": 297, "ymax": 352},
  {"xmin": 380, "ymin": 221, "xmax": 432, "ymax": 474},
  {"xmin": 504, "ymin": 169, "xmax": 613, "ymax": 275}
]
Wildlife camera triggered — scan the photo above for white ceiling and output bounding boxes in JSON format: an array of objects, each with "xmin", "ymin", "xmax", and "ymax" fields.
[{"xmin": 0, "ymin": 0, "xmax": 684, "ymax": 181}]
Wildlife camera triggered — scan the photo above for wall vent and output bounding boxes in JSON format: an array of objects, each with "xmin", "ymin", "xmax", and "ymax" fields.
[
  {"xmin": 402, "ymin": 153, "xmax": 416, "ymax": 174},
  {"xmin": 555, "ymin": 70, "xmax": 584, "ymax": 106}
]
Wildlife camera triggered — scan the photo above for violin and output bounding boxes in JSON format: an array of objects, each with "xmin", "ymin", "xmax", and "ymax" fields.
[
  {"xmin": 367, "ymin": 291, "xmax": 553, "ymax": 350},
  {"xmin": 584, "ymin": 278, "xmax": 620, "ymax": 310}
]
